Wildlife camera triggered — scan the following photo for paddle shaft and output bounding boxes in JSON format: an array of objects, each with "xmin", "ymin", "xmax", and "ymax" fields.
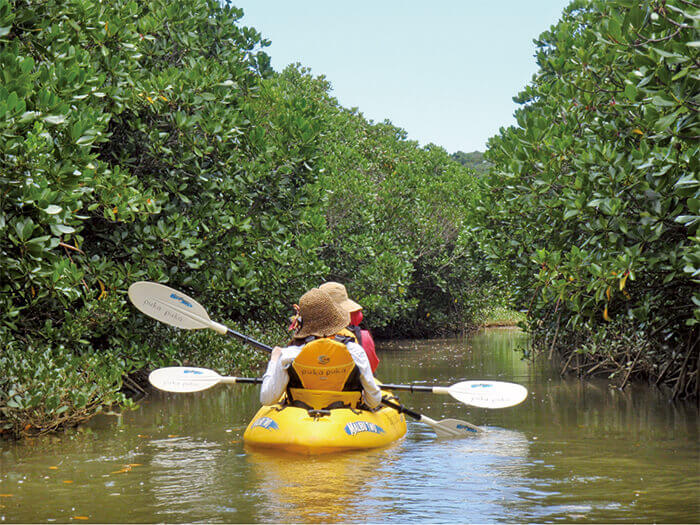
[
  {"xmin": 220, "ymin": 377, "xmax": 263, "ymax": 385},
  {"xmin": 381, "ymin": 398, "xmax": 423, "ymax": 421},
  {"xmin": 225, "ymin": 328, "xmax": 272, "ymax": 354},
  {"xmin": 381, "ymin": 397, "xmax": 481, "ymax": 436},
  {"xmin": 380, "ymin": 384, "xmax": 449, "ymax": 395}
]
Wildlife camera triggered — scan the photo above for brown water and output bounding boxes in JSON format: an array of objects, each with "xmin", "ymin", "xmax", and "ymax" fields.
[{"xmin": 1, "ymin": 328, "xmax": 698, "ymax": 523}]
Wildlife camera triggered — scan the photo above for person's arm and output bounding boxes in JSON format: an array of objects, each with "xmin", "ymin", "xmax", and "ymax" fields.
[
  {"xmin": 347, "ymin": 342, "xmax": 382, "ymax": 408},
  {"xmin": 259, "ymin": 345, "xmax": 303, "ymax": 405},
  {"xmin": 360, "ymin": 329, "xmax": 379, "ymax": 373},
  {"xmin": 260, "ymin": 346, "xmax": 286, "ymax": 405}
]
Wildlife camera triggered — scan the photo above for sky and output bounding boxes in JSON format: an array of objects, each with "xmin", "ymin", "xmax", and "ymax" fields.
[{"xmin": 231, "ymin": 1, "xmax": 573, "ymax": 154}]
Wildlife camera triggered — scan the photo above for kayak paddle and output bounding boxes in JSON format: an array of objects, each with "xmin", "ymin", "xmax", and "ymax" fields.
[
  {"xmin": 128, "ymin": 281, "xmax": 271, "ymax": 353},
  {"xmin": 147, "ymin": 366, "xmax": 526, "ymax": 409},
  {"xmin": 148, "ymin": 366, "xmax": 483, "ymax": 438},
  {"xmin": 380, "ymin": 380, "xmax": 527, "ymax": 409}
]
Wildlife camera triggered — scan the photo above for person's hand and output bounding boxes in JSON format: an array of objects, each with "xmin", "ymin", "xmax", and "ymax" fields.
[{"xmin": 271, "ymin": 346, "xmax": 282, "ymax": 361}]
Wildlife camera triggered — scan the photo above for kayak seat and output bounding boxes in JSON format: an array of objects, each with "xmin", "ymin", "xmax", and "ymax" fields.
[{"xmin": 286, "ymin": 336, "xmax": 364, "ymax": 410}]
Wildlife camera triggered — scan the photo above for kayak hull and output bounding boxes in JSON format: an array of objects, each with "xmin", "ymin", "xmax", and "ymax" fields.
[{"xmin": 243, "ymin": 395, "xmax": 407, "ymax": 455}]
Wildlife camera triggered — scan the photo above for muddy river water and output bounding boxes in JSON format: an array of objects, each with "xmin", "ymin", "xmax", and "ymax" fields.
[{"xmin": 1, "ymin": 328, "xmax": 698, "ymax": 523}]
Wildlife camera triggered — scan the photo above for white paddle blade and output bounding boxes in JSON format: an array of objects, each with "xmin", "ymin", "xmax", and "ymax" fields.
[
  {"xmin": 449, "ymin": 380, "xmax": 528, "ymax": 409},
  {"xmin": 435, "ymin": 418, "xmax": 482, "ymax": 438},
  {"xmin": 421, "ymin": 416, "xmax": 482, "ymax": 438},
  {"xmin": 148, "ymin": 367, "xmax": 222, "ymax": 393},
  {"xmin": 128, "ymin": 281, "xmax": 214, "ymax": 331}
]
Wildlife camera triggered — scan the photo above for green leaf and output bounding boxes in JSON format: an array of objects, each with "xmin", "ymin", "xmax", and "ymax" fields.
[
  {"xmin": 688, "ymin": 198, "xmax": 700, "ymax": 215},
  {"xmin": 76, "ymin": 135, "xmax": 97, "ymax": 145},
  {"xmin": 16, "ymin": 218, "xmax": 35, "ymax": 241},
  {"xmin": 43, "ymin": 115, "xmax": 67, "ymax": 125},
  {"xmin": 655, "ymin": 112, "xmax": 677, "ymax": 131},
  {"xmin": 51, "ymin": 224, "xmax": 76, "ymax": 235},
  {"xmin": 674, "ymin": 215, "xmax": 699, "ymax": 225},
  {"xmin": 20, "ymin": 56, "xmax": 34, "ymax": 74},
  {"xmin": 19, "ymin": 111, "xmax": 41, "ymax": 123},
  {"xmin": 652, "ymin": 94, "xmax": 676, "ymax": 107}
]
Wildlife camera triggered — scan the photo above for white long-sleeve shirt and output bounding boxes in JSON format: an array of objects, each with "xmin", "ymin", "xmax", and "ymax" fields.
[{"xmin": 260, "ymin": 341, "xmax": 382, "ymax": 408}]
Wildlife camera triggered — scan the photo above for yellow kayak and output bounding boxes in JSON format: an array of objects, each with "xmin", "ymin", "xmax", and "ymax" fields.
[{"xmin": 243, "ymin": 391, "xmax": 407, "ymax": 455}]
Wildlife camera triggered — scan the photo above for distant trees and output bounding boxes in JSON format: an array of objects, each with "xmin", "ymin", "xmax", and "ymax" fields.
[
  {"xmin": 249, "ymin": 66, "xmax": 499, "ymax": 336},
  {"xmin": 451, "ymin": 151, "xmax": 491, "ymax": 176}
]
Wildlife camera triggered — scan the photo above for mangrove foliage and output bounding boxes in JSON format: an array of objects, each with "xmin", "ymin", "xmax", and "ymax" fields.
[
  {"xmin": 0, "ymin": 0, "xmax": 493, "ymax": 438},
  {"xmin": 480, "ymin": 0, "xmax": 698, "ymax": 398},
  {"xmin": 1, "ymin": 0, "xmax": 697, "ymax": 439}
]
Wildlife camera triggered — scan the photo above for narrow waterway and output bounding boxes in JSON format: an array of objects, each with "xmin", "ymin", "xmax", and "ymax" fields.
[{"xmin": 1, "ymin": 329, "xmax": 698, "ymax": 523}]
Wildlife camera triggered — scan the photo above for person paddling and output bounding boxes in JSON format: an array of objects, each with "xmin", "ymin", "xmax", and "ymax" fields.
[
  {"xmin": 260, "ymin": 288, "xmax": 381, "ymax": 409},
  {"xmin": 319, "ymin": 281, "xmax": 379, "ymax": 374}
]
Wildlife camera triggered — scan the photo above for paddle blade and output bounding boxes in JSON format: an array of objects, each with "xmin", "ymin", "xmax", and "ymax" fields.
[
  {"xmin": 148, "ymin": 367, "xmax": 223, "ymax": 393},
  {"xmin": 421, "ymin": 416, "xmax": 482, "ymax": 438},
  {"xmin": 449, "ymin": 380, "xmax": 528, "ymax": 409},
  {"xmin": 435, "ymin": 418, "xmax": 482, "ymax": 438},
  {"xmin": 128, "ymin": 281, "xmax": 213, "ymax": 330}
]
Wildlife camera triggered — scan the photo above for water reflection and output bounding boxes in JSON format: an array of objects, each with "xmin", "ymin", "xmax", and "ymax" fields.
[{"xmin": 246, "ymin": 447, "xmax": 399, "ymax": 523}]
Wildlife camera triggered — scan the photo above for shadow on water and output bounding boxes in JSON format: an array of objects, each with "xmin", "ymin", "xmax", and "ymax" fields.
[{"xmin": 1, "ymin": 328, "xmax": 698, "ymax": 523}]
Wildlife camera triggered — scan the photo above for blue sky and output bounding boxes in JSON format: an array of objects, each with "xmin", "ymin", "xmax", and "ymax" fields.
[{"xmin": 232, "ymin": 1, "xmax": 572, "ymax": 153}]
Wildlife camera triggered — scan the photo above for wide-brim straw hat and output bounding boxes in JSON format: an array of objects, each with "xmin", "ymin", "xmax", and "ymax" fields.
[
  {"xmin": 294, "ymin": 288, "xmax": 351, "ymax": 339},
  {"xmin": 319, "ymin": 282, "xmax": 362, "ymax": 313}
]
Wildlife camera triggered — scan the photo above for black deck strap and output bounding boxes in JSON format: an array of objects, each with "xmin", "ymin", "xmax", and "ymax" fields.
[
  {"xmin": 323, "ymin": 400, "xmax": 351, "ymax": 410},
  {"xmin": 356, "ymin": 399, "xmax": 381, "ymax": 413},
  {"xmin": 290, "ymin": 398, "xmax": 314, "ymax": 411},
  {"xmin": 307, "ymin": 409, "xmax": 331, "ymax": 418}
]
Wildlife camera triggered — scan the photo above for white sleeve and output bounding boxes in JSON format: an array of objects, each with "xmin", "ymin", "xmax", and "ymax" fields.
[
  {"xmin": 347, "ymin": 341, "xmax": 382, "ymax": 408},
  {"xmin": 259, "ymin": 345, "xmax": 302, "ymax": 405}
]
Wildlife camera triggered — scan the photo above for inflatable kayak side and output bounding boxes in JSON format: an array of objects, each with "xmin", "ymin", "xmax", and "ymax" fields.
[{"xmin": 243, "ymin": 397, "xmax": 407, "ymax": 455}]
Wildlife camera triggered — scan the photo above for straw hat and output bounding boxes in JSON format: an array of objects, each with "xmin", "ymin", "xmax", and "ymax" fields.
[
  {"xmin": 319, "ymin": 282, "xmax": 362, "ymax": 313},
  {"xmin": 294, "ymin": 288, "xmax": 351, "ymax": 339}
]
